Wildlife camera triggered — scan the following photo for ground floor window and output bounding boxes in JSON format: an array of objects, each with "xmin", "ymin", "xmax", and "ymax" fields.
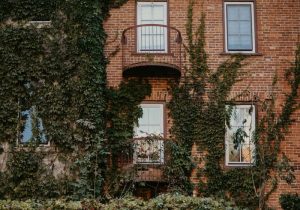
[
  {"xmin": 20, "ymin": 106, "xmax": 47, "ymax": 145},
  {"xmin": 225, "ymin": 104, "xmax": 255, "ymax": 166},
  {"xmin": 133, "ymin": 103, "xmax": 164, "ymax": 164}
]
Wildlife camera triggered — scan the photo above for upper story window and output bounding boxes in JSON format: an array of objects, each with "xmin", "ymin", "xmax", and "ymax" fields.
[
  {"xmin": 137, "ymin": 2, "xmax": 168, "ymax": 53},
  {"xmin": 224, "ymin": 2, "xmax": 256, "ymax": 53},
  {"xmin": 225, "ymin": 105, "xmax": 255, "ymax": 166},
  {"xmin": 133, "ymin": 103, "xmax": 164, "ymax": 164}
]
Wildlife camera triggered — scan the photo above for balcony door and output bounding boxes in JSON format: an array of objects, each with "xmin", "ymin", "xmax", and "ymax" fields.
[
  {"xmin": 134, "ymin": 103, "xmax": 164, "ymax": 164},
  {"xmin": 137, "ymin": 2, "xmax": 168, "ymax": 53}
]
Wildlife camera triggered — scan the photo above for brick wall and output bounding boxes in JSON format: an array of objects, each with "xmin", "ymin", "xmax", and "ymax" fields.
[{"xmin": 104, "ymin": 0, "xmax": 300, "ymax": 208}]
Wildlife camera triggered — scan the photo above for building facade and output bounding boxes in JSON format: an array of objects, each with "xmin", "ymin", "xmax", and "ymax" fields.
[{"xmin": 104, "ymin": 0, "xmax": 300, "ymax": 208}]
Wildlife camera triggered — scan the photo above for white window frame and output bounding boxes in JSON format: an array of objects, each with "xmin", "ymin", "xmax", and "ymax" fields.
[
  {"xmin": 224, "ymin": 2, "xmax": 256, "ymax": 53},
  {"xmin": 133, "ymin": 103, "xmax": 165, "ymax": 164},
  {"xmin": 137, "ymin": 2, "xmax": 168, "ymax": 53},
  {"xmin": 225, "ymin": 104, "xmax": 256, "ymax": 166}
]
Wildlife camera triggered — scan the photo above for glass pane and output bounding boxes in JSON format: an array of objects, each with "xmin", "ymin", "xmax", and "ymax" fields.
[
  {"xmin": 21, "ymin": 110, "xmax": 33, "ymax": 143},
  {"xmin": 139, "ymin": 107, "xmax": 148, "ymax": 124},
  {"xmin": 239, "ymin": 5, "xmax": 251, "ymax": 20},
  {"xmin": 140, "ymin": 6, "xmax": 152, "ymax": 21},
  {"xmin": 228, "ymin": 144, "xmax": 241, "ymax": 162},
  {"xmin": 240, "ymin": 21, "xmax": 251, "ymax": 35},
  {"xmin": 227, "ymin": 5, "xmax": 239, "ymax": 20},
  {"xmin": 149, "ymin": 107, "xmax": 162, "ymax": 124},
  {"xmin": 240, "ymin": 35, "xmax": 252, "ymax": 50},
  {"xmin": 241, "ymin": 144, "xmax": 254, "ymax": 163},
  {"xmin": 228, "ymin": 35, "xmax": 241, "ymax": 50},
  {"xmin": 153, "ymin": 5, "xmax": 164, "ymax": 20},
  {"xmin": 228, "ymin": 20, "xmax": 239, "ymax": 35},
  {"xmin": 148, "ymin": 125, "xmax": 162, "ymax": 135},
  {"xmin": 231, "ymin": 106, "xmax": 252, "ymax": 126},
  {"xmin": 20, "ymin": 108, "xmax": 47, "ymax": 144},
  {"xmin": 136, "ymin": 125, "xmax": 149, "ymax": 137}
]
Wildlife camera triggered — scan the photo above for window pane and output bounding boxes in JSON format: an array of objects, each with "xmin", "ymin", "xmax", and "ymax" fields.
[
  {"xmin": 239, "ymin": 5, "xmax": 251, "ymax": 20},
  {"xmin": 148, "ymin": 125, "xmax": 163, "ymax": 135},
  {"xmin": 241, "ymin": 144, "xmax": 254, "ymax": 163},
  {"xmin": 240, "ymin": 35, "xmax": 252, "ymax": 50},
  {"xmin": 136, "ymin": 125, "xmax": 149, "ymax": 137},
  {"xmin": 231, "ymin": 106, "xmax": 253, "ymax": 127},
  {"xmin": 21, "ymin": 110, "xmax": 33, "ymax": 143},
  {"xmin": 228, "ymin": 35, "xmax": 241, "ymax": 50},
  {"xmin": 20, "ymin": 108, "xmax": 47, "ymax": 144},
  {"xmin": 228, "ymin": 20, "xmax": 239, "ymax": 35},
  {"xmin": 240, "ymin": 21, "xmax": 251, "ymax": 35},
  {"xmin": 227, "ymin": 5, "xmax": 239, "ymax": 20},
  {"xmin": 153, "ymin": 5, "xmax": 164, "ymax": 20},
  {"xmin": 228, "ymin": 144, "xmax": 241, "ymax": 162},
  {"xmin": 149, "ymin": 107, "xmax": 162, "ymax": 124},
  {"xmin": 140, "ymin": 6, "xmax": 152, "ymax": 20}
]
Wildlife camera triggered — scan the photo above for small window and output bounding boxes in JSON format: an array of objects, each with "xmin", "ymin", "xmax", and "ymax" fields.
[
  {"xmin": 133, "ymin": 103, "xmax": 164, "ymax": 164},
  {"xmin": 28, "ymin": 21, "xmax": 52, "ymax": 29},
  {"xmin": 137, "ymin": 2, "xmax": 168, "ymax": 53},
  {"xmin": 225, "ymin": 105, "xmax": 255, "ymax": 166},
  {"xmin": 20, "ymin": 107, "xmax": 47, "ymax": 145},
  {"xmin": 224, "ymin": 2, "xmax": 255, "ymax": 53}
]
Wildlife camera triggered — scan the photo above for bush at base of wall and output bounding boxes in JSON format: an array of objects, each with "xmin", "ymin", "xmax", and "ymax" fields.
[
  {"xmin": 0, "ymin": 194, "xmax": 242, "ymax": 210},
  {"xmin": 280, "ymin": 193, "xmax": 300, "ymax": 210}
]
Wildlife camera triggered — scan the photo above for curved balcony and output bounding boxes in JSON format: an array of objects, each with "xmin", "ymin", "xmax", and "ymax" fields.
[
  {"xmin": 121, "ymin": 24, "xmax": 182, "ymax": 77},
  {"xmin": 116, "ymin": 138, "xmax": 167, "ymax": 182}
]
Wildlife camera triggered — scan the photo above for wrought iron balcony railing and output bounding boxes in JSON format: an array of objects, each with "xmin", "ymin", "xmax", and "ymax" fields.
[
  {"xmin": 121, "ymin": 24, "xmax": 182, "ymax": 76},
  {"xmin": 115, "ymin": 138, "xmax": 167, "ymax": 182}
]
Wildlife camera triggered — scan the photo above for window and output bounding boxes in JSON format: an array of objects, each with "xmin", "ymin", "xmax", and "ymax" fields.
[
  {"xmin": 225, "ymin": 105, "xmax": 255, "ymax": 166},
  {"xmin": 224, "ymin": 2, "xmax": 255, "ymax": 53},
  {"xmin": 133, "ymin": 103, "xmax": 164, "ymax": 164},
  {"xmin": 20, "ymin": 107, "xmax": 47, "ymax": 145},
  {"xmin": 137, "ymin": 2, "xmax": 168, "ymax": 52}
]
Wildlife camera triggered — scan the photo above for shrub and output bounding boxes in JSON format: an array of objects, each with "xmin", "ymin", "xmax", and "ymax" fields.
[
  {"xmin": 0, "ymin": 194, "xmax": 243, "ymax": 210},
  {"xmin": 280, "ymin": 193, "xmax": 300, "ymax": 210}
]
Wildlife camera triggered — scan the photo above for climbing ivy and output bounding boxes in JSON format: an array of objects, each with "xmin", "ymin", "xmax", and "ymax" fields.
[
  {"xmin": 0, "ymin": 0, "xmax": 136, "ymax": 200},
  {"xmin": 167, "ymin": 0, "xmax": 300, "ymax": 209}
]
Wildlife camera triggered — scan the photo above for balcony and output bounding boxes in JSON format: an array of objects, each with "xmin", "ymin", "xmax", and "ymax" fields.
[
  {"xmin": 121, "ymin": 24, "xmax": 182, "ymax": 77},
  {"xmin": 116, "ymin": 139, "xmax": 167, "ymax": 182}
]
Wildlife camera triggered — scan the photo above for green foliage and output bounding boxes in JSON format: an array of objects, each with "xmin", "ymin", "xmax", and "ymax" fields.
[
  {"xmin": 105, "ymin": 79, "xmax": 151, "ymax": 196},
  {"xmin": 164, "ymin": 141, "xmax": 195, "ymax": 194},
  {"xmin": 0, "ymin": 194, "xmax": 243, "ymax": 210},
  {"xmin": 1, "ymin": 148, "xmax": 64, "ymax": 199},
  {"xmin": 280, "ymin": 193, "xmax": 300, "ymax": 210},
  {"xmin": 0, "ymin": 0, "xmax": 59, "ymax": 21},
  {"xmin": 0, "ymin": 0, "xmax": 129, "ymax": 200},
  {"xmin": 168, "ymin": 1, "xmax": 300, "ymax": 209}
]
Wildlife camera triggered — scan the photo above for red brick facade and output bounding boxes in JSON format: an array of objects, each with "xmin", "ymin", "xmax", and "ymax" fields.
[{"xmin": 104, "ymin": 0, "xmax": 300, "ymax": 208}]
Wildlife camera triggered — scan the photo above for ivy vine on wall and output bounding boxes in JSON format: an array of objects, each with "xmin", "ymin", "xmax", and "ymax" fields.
[{"xmin": 166, "ymin": 0, "xmax": 300, "ymax": 209}]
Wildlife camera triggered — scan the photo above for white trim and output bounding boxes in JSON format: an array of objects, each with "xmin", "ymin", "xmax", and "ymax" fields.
[
  {"xmin": 224, "ymin": 2, "xmax": 255, "ymax": 53},
  {"xmin": 225, "ymin": 105, "xmax": 256, "ymax": 166},
  {"xmin": 137, "ymin": 2, "xmax": 168, "ymax": 53}
]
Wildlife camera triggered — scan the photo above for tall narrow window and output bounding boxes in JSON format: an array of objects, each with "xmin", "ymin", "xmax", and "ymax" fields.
[
  {"xmin": 137, "ymin": 2, "xmax": 168, "ymax": 52},
  {"xmin": 20, "ymin": 107, "xmax": 47, "ymax": 145},
  {"xmin": 224, "ymin": 2, "xmax": 255, "ymax": 53},
  {"xmin": 225, "ymin": 105, "xmax": 255, "ymax": 166},
  {"xmin": 134, "ymin": 103, "xmax": 164, "ymax": 164}
]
